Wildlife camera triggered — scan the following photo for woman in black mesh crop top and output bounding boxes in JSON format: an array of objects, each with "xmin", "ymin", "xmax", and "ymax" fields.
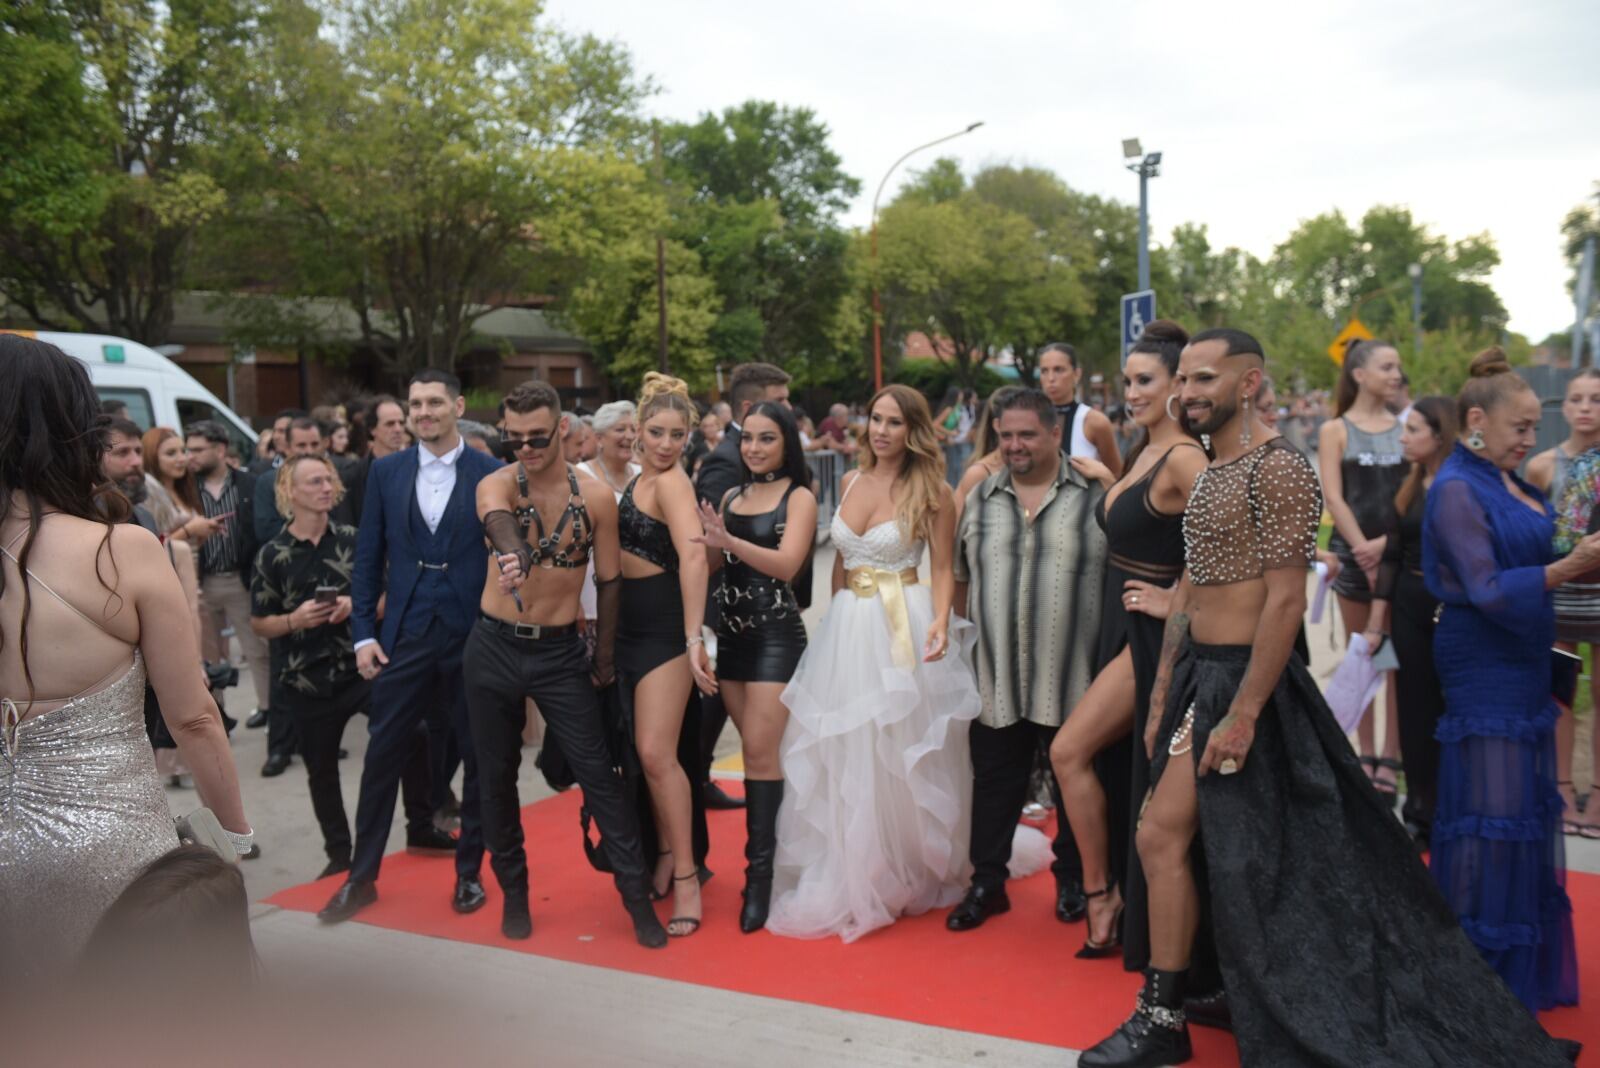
[
  {"xmin": 693, "ymin": 401, "xmax": 816, "ymax": 933},
  {"xmin": 615, "ymin": 373, "xmax": 714, "ymax": 938}
]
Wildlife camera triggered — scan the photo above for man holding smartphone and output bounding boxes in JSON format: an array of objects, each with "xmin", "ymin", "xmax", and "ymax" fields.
[{"xmin": 250, "ymin": 454, "xmax": 454, "ymax": 878}]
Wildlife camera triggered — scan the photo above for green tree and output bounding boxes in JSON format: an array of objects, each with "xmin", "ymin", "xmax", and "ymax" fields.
[
  {"xmin": 228, "ymin": 0, "xmax": 655, "ymax": 379},
  {"xmin": 0, "ymin": 0, "xmax": 255, "ymax": 342},
  {"xmin": 660, "ymin": 102, "xmax": 861, "ymax": 387}
]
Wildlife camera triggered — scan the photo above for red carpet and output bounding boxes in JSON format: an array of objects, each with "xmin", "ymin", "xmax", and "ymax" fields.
[{"xmin": 269, "ymin": 786, "xmax": 1600, "ymax": 1062}]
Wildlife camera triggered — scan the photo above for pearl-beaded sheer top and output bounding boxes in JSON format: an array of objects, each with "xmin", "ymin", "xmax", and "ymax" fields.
[{"xmin": 1182, "ymin": 437, "xmax": 1321, "ymax": 586}]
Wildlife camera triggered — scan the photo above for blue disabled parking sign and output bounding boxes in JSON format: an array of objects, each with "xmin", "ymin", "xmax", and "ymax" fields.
[{"xmin": 1121, "ymin": 290, "xmax": 1155, "ymax": 366}]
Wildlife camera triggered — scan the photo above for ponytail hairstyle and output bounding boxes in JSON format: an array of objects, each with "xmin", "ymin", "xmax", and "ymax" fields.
[
  {"xmin": 1123, "ymin": 319, "xmax": 1194, "ymax": 466},
  {"xmin": 859, "ymin": 383, "xmax": 947, "ymax": 541},
  {"xmin": 1456, "ymin": 346, "xmax": 1530, "ymax": 426},
  {"xmin": 637, "ymin": 371, "xmax": 698, "ymax": 429},
  {"xmin": 1334, "ymin": 339, "xmax": 1399, "ymax": 416},
  {"xmin": 1393, "ymin": 395, "xmax": 1457, "ymax": 514}
]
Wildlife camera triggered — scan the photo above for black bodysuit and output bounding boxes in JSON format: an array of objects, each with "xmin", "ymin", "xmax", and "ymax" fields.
[{"xmin": 715, "ymin": 484, "xmax": 808, "ymax": 682}]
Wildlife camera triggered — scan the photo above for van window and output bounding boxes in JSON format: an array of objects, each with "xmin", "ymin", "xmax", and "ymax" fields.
[
  {"xmin": 176, "ymin": 397, "xmax": 255, "ymax": 462},
  {"xmin": 95, "ymin": 387, "xmax": 155, "ymax": 430}
]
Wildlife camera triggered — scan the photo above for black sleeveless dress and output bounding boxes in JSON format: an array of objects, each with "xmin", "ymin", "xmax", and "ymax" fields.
[
  {"xmin": 715, "ymin": 484, "xmax": 808, "ymax": 682},
  {"xmin": 1092, "ymin": 444, "xmax": 1204, "ymax": 976}
]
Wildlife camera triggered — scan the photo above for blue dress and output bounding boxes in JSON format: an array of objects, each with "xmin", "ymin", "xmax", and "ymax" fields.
[{"xmin": 1423, "ymin": 443, "xmax": 1578, "ymax": 1012}]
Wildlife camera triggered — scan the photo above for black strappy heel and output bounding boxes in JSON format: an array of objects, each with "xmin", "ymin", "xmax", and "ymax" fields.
[
  {"xmin": 1075, "ymin": 883, "xmax": 1124, "ymax": 959},
  {"xmin": 668, "ymin": 872, "xmax": 702, "ymax": 938}
]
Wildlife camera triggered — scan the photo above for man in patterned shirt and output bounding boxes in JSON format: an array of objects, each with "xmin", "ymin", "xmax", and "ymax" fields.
[
  {"xmin": 950, "ymin": 388, "xmax": 1107, "ymax": 932},
  {"xmin": 250, "ymin": 455, "xmax": 450, "ymax": 879}
]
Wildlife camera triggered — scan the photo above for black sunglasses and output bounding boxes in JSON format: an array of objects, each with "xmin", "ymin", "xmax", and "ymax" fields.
[{"xmin": 495, "ymin": 432, "xmax": 557, "ymax": 460}]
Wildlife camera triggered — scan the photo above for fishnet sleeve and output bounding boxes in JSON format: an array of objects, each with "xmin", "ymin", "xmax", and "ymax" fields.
[
  {"xmin": 482, "ymin": 509, "xmax": 534, "ymax": 576},
  {"xmin": 1250, "ymin": 443, "xmax": 1321, "ymax": 571}
]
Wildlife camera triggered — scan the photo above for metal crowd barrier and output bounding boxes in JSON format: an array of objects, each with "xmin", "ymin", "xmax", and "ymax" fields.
[{"xmin": 807, "ymin": 449, "xmax": 846, "ymax": 542}]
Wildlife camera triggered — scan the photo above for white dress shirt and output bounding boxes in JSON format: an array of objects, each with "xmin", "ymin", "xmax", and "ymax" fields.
[{"xmin": 416, "ymin": 438, "xmax": 465, "ymax": 534}]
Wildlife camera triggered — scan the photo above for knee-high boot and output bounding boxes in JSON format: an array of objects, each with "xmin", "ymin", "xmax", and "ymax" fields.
[{"xmin": 739, "ymin": 779, "xmax": 783, "ymax": 933}]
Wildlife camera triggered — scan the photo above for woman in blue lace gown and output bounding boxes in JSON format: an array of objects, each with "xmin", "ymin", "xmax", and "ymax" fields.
[{"xmin": 1424, "ymin": 348, "xmax": 1600, "ymax": 1014}]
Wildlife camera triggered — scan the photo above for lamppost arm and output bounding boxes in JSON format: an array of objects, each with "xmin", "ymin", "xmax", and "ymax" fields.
[{"xmin": 871, "ymin": 121, "xmax": 986, "ymax": 225}]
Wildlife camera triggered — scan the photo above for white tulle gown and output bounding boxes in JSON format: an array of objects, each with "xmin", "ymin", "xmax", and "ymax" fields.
[{"xmin": 766, "ymin": 501, "xmax": 1050, "ymax": 944}]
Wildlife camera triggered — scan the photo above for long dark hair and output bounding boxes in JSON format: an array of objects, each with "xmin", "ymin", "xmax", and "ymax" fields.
[
  {"xmin": 0, "ymin": 334, "xmax": 128, "ymax": 705},
  {"xmin": 1123, "ymin": 319, "xmax": 1195, "ymax": 467},
  {"xmin": 738, "ymin": 401, "xmax": 810, "ymax": 489},
  {"xmin": 1334, "ymin": 338, "xmax": 1398, "ymax": 416},
  {"xmin": 1394, "ymin": 395, "xmax": 1458, "ymax": 514}
]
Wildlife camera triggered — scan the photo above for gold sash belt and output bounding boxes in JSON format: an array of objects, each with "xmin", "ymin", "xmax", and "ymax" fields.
[{"xmin": 846, "ymin": 566, "xmax": 920, "ymax": 669}]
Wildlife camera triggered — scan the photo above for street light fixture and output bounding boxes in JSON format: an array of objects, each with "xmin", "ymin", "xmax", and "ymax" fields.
[
  {"xmin": 1124, "ymin": 138, "xmax": 1162, "ymax": 292},
  {"xmin": 870, "ymin": 121, "xmax": 986, "ymax": 392}
]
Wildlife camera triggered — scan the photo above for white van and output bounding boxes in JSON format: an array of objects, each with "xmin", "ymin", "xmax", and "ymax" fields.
[{"xmin": 3, "ymin": 330, "xmax": 259, "ymax": 458}]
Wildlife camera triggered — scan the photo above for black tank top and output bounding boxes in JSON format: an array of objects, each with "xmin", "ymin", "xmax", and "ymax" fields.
[
  {"xmin": 1095, "ymin": 445, "xmax": 1192, "ymax": 583},
  {"xmin": 618, "ymin": 476, "xmax": 678, "ymax": 571}
]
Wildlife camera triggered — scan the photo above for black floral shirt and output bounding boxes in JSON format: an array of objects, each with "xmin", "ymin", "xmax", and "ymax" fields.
[{"xmin": 250, "ymin": 522, "xmax": 359, "ymax": 699}]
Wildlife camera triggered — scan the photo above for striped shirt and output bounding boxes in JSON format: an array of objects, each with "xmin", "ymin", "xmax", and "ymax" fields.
[
  {"xmin": 954, "ymin": 453, "xmax": 1107, "ymax": 728},
  {"xmin": 198, "ymin": 473, "xmax": 240, "ymax": 575}
]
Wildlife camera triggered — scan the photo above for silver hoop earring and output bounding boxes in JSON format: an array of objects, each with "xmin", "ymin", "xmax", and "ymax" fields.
[
  {"xmin": 1165, "ymin": 395, "xmax": 1180, "ymax": 421},
  {"xmin": 1467, "ymin": 429, "xmax": 1485, "ymax": 451},
  {"xmin": 1240, "ymin": 396, "xmax": 1253, "ymax": 447}
]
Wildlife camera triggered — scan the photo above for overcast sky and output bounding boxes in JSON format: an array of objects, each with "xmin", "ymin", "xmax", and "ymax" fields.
[{"xmin": 545, "ymin": 0, "xmax": 1599, "ymax": 343}]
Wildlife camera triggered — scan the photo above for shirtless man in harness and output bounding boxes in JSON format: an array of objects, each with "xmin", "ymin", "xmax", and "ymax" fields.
[{"xmin": 463, "ymin": 379, "xmax": 667, "ymax": 948}]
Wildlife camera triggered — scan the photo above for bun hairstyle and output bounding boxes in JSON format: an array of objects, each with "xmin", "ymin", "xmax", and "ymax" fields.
[
  {"xmin": 1456, "ymin": 346, "xmax": 1529, "ymax": 424},
  {"xmin": 1334, "ymin": 338, "xmax": 1399, "ymax": 416},
  {"xmin": 637, "ymin": 371, "xmax": 698, "ymax": 428},
  {"xmin": 1126, "ymin": 318, "xmax": 1190, "ymax": 375}
]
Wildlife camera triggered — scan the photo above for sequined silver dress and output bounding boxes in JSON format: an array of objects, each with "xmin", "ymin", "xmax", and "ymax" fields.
[{"xmin": 1, "ymin": 652, "xmax": 177, "ymax": 976}]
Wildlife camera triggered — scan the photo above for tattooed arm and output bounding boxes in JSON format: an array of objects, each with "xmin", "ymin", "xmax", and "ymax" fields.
[{"xmin": 1145, "ymin": 573, "xmax": 1191, "ymax": 758}]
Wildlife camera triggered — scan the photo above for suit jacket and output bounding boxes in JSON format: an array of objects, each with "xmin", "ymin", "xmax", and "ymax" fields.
[
  {"xmin": 351, "ymin": 443, "xmax": 501, "ymax": 650},
  {"xmin": 695, "ymin": 425, "xmax": 744, "ymax": 508}
]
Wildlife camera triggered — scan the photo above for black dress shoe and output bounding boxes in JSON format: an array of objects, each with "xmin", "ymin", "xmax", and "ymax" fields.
[
  {"xmin": 246, "ymin": 709, "xmax": 268, "ymax": 730},
  {"xmin": 704, "ymin": 781, "xmax": 745, "ymax": 810},
  {"xmin": 946, "ymin": 885, "xmax": 1010, "ymax": 931},
  {"xmin": 318, "ymin": 880, "xmax": 377, "ymax": 924},
  {"xmin": 260, "ymin": 752, "xmax": 292, "ymax": 777},
  {"xmin": 1079, "ymin": 1009, "xmax": 1192, "ymax": 1068},
  {"xmin": 452, "ymin": 876, "xmax": 487, "ymax": 914},
  {"xmin": 1183, "ymin": 989, "xmax": 1231, "ymax": 1032},
  {"xmin": 406, "ymin": 825, "xmax": 459, "ymax": 855},
  {"xmin": 318, "ymin": 856, "xmax": 352, "ymax": 880},
  {"xmin": 502, "ymin": 896, "xmax": 532, "ymax": 940},
  {"xmin": 1056, "ymin": 878, "xmax": 1087, "ymax": 923}
]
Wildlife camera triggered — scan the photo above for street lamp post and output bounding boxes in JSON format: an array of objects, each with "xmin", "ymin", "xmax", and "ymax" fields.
[
  {"xmin": 1122, "ymin": 139, "xmax": 1162, "ymax": 293},
  {"xmin": 870, "ymin": 121, "xmax": 985, "ymax": 393},
  {"xmin": 1408, "ymin": 262, "xmax": 1424, "ymax": 360}
]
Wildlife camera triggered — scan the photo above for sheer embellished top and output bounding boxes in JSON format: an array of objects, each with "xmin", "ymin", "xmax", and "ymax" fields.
[
  {"xmin": 618, "ymin": 476, "xmax": 678, "ymax": 572},
  {"xmin": 1095, "ymin": 444, "xmax": 1198, "ymax": 584},
  {"xmin": 1182, "ymin": 437, "xmax": 1321, "ymax": 586}
]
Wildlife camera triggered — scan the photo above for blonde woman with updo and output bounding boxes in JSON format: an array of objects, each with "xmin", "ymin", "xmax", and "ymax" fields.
[{"xmin": 617, "ymin": 373, "xmax": 715, "ymax": 937}]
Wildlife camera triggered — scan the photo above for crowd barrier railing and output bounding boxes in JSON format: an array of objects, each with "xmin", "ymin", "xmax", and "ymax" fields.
[{"xmin": 807, "ymin": 449, "xmax": 846, "ymax": 542}]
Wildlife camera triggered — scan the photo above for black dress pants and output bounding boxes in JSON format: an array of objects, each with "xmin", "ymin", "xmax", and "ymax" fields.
[
  {"xmin": 1391, "ymin": 571, "xmax": 1443, "ymax": 836},
  {"xmin": 969, "ymin": 719, "xmax": 1082, "ymax": 892},
  {"xmin": 288, "ymin": 676, "xmax": 435, "ymax": 863},
  {"xmin": 349, "ymin": 619, "xmax": 484, "ymax": 883},
  {"xmin": 463, "ymin": 621, "xmax": 651, "ymax": 901}
]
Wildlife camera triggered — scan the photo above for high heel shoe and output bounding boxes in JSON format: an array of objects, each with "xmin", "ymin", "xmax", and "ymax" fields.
[
  {"xmin": 667, "ymin": 872, "xmax": 702, "ymax": 938},
  {"xmin": 650, "ymin": 850, "xmax": 673, "ymax": 902},
  {"xmin": 1075, "ymin": 883, "xmax": 1124, "ymax": 960}
]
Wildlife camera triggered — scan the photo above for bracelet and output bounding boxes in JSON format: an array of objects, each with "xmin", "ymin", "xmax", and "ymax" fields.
[
  {"xmin": 224, "ymin": 827, "xmax": 255, "ymax": 857},
  {"xmin": 686, "ymin": 636, "xmax": 705, "ymax": 648}
]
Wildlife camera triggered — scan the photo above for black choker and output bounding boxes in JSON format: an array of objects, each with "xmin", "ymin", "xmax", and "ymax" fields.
[{"xmin": 748, "ymin": 470, "xmax": 781, "ymax": 484}]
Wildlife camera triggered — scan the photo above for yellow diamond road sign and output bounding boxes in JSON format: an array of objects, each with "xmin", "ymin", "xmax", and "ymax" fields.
[{"xmin": 1328, "ymin": 318, "xmax": 1373, "ymax": 364}]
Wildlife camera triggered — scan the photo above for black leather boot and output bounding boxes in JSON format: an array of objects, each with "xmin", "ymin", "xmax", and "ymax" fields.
[
  {"xmin": 1079, "ymin": 969, "xmax": 1193, "ymax": 1068},
  {"xmin": 739, "ymin": 779, "xmax": 783, "ymax": 933}
]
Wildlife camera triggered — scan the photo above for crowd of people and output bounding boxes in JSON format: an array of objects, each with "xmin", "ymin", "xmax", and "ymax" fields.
[{"xmin": 0, "ymin": 323, "xmax": 1593, "ymax": 1066}]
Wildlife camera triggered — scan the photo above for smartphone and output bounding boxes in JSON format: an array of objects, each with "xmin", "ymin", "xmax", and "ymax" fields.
[{"xmin": 314, "ymin": 585, "xmax": 340, "ymax": 605}]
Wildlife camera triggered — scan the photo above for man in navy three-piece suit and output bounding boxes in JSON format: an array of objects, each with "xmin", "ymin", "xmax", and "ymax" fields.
[{"xmin": 318, "ymin": 368, "xmax": 501, "ymax": 923}]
